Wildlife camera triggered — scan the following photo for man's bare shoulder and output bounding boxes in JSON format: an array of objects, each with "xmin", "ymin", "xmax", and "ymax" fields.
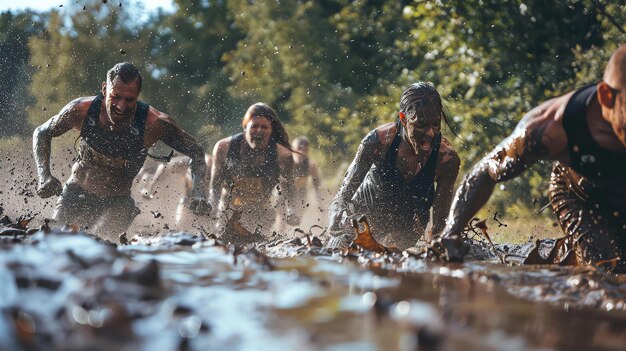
[
  {"xmin": 52, "ymin": 96, "xmax": 96, "ymax": 128},
  {"xmin": 64, "ymin": 96, "xmax": 96, "ymax": 117},
  {"xmin": 72, "ymin": 96, "xmax": 97, "ymax": 112},
  {"xmin": 523, "ymin": 93, "xmax": 571, "ymax": 127},
  {"xmin": 499, "ymin": 92, "xmax": 571, "ymax": 161},
  {"xmin": 145, "ymin": 106, "xmax": 175, "ymax": 128}
]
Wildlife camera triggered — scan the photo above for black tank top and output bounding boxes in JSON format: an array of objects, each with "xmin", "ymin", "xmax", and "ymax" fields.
[
  {"xmin": 563, "ymin": 84, "xmax": 626, "ymax": 182},
  {"xmin": 225, "ymin": 133, "xmax": 280, "ymax": 190},
  {"xmin": 352, "ymin": 123, "xmax": 441, "ymax": 231},
  {"xmin": 79, "ymin": 93, "xmax": 149, "ymax": 178}
]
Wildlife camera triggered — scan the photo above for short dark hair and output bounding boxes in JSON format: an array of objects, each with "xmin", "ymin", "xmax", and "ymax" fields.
[{"xmin": 107, "ymin": 62, "xmax": 142, "ymax": 91}]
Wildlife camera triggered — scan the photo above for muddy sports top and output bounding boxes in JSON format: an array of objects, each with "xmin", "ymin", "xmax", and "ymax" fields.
[
  {"xmin": 563, "ymin": 84, "xmax": 626, "ymax": 182},
  {"xmin": 224, "ymin": 132, "xmax": 280, "ymax": 194},
  {"xmin": 78, "ymin": 93, "xmax": 149, "ymax": 180},
  {"xmin": 351, "ymin": 122, "xmax": 441, "ymax": 233}
]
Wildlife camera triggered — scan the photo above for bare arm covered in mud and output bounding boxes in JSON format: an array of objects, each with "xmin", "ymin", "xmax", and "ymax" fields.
[
  {"xmin": 328, "ymin": 129, "xmax": 384, "ymax": 233},
  {"xmin": 431, "ymin": 140, "xmax": 461, "ymax": 237},
  {"xmin": 33, "ymin": 98, "xmax": 89, "ymax": 198},
  {"xmin": 443, "ymin": 96, "xmax": 568, "ymax": 238},
  {"xmin": 152, "ymin": 110, "xmax": 210, "ymax": 215},
  {"xmin": 277, "ymin": 144, "xmax": 299, "ymax": 225}
]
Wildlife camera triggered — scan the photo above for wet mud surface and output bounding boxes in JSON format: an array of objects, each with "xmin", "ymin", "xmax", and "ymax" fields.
[
  {"xmin": 1, "ymin": 151, "xmax": 626, "ymax": 350},
  {"xmin": 2, "ymin": 218, "xmax": 626, "ymax": 351}
]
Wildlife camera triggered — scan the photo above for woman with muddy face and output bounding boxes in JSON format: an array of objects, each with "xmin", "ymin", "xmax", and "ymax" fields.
[
  {"xmin": 328, "ymin": 82, "xmax": 460, "ymax": 250},
  {"xmin": 209, "ymin": 103, "xmax": 299, "ymax": 244}
]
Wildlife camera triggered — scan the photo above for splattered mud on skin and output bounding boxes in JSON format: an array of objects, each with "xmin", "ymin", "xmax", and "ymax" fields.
[{"xmin": 2, "ymin": 215, "xmax": 626, "ymax": 351}]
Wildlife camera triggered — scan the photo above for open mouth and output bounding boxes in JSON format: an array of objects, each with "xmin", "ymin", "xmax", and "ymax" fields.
[{"xmin": 419, "ymin": 139, "xmax": 431, "ymax": 150}]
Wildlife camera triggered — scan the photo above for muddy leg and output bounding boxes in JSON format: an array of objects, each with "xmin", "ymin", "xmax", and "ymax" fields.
[{"xmin": 549, "ymin": 164, "xmax": 626, "ymax": 272}]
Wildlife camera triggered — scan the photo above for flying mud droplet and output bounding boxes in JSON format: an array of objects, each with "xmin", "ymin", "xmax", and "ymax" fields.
[
  {"xmin": 120, "ymin": 49, "xmax": 126, "ymax": 55},
  {"xmin": 119, "ymin": 2, "xmax": 122, "ymax": 7},
  {"xmin": 102, "ymin": 0, "xmax": 108, "ymax": 4}
]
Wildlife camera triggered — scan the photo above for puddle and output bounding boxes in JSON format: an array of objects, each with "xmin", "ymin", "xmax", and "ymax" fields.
[{"xmin": 1, "ymin": 229, "xmax": 626, "ymax": 351}]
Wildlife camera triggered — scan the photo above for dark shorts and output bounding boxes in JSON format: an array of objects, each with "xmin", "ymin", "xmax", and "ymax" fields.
[
  {"xmin": 53, "ymin": 182, "xmax": 140, "ymax": 237},
  {"xmin": 549, "ymin": 163, "xmax": 626, "ymax": 272}
]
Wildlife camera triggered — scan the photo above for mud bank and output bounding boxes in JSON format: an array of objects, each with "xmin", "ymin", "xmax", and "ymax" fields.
[{"xmin": 1, "ymin": 223, "xmax": 626, "ymax": 351}]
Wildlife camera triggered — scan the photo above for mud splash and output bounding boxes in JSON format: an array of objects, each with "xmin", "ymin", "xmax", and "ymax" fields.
[{"xmin": 2, "ymin": 218, "xmax": 626, "ymax": 351}]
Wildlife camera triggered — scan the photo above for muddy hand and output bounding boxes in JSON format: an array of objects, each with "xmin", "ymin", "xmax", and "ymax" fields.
[
  {"xmin": 37, "ymin": 176, "xmax": 62, "ymax": 198},
  {"xmin": 189, "ymin": 197, "xmax": 211, "ymax": 216},
  {"xmin": 431, "ymin": 234, "xmax": 469, "ymax": 263}
]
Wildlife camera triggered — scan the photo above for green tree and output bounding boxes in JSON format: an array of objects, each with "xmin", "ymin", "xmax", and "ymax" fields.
[
  {"xmin": 0, "ymin": 11, "xmax": 44, "ymax": 136},
  {"xmin": 28, "ymin": 2, "xmax": 155, "ymax": 128},
  {"xmin": 144, "ymin": 0, "xmax": 243, "ymax": 141}
]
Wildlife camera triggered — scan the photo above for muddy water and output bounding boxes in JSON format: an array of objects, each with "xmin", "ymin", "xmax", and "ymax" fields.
[{"xmin": 2, "ymin": 229, "xmax": 626, "ymax": 351}]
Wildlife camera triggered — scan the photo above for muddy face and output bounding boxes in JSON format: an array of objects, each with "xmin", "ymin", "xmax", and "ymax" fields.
[
  {"xmin": 101, "ymin": 77, "xmax": 140, "ymax": 131},
  {"xmin": 244, "ymin": 115, "xmax": 272, "ymax": 150},
  {"xmin": 401, "ymin": 102, "xmax": 442, "ymax": 153}
]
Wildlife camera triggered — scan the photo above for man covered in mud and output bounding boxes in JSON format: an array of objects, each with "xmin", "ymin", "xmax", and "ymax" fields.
[
  {"xmin": 441, "ymin": 45, "xmax": 626, "ymax": 272},
  {"xmin": 209, "ymin": 102, "xmax": 299, "ymax": 242},
  {"xmin": 33, "ymin": 62, "xmax": 210, "ymax": 240},
  {"xmin": 328, "ymin": 82, "xmax": 460, "ymax": 249}
]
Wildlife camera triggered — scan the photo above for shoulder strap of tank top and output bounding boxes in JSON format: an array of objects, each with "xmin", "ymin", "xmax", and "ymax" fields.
[
  {"xmin": 81, "ymin": 93, "xmax": 102, "ymax": 132},
  {"xmin": 384, "ymin": 120, "xmax": 403, "ymax": 161},
  {"xmin": 133, "ymin": 100, "xmax": 149, "ymax": 134},
  {"xmin": 562, "ymin": 84, "xmax": 597, "ymax": 150}
]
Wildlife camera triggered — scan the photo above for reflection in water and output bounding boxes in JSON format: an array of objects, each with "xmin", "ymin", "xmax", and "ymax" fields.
[{"xmin": 1, "ymin": 227, "xmax": 626, "ymax": 350}]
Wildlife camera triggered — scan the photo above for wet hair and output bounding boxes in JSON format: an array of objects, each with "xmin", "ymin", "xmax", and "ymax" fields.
[
  {"xmin": 242, "ymin": 103, "xmax": 293, "ymax": 151},
  {"xmin": 400, "ymin": 82, "xmax": 443, "ymax": 115},
  {"xmin": 107, "ymin": 62, "xmax": 142, "ymax": 91},
  {"xmin": 400, "ymin": 82, "xmax": 461, "ymax": 139},
  {"xmin": 292, "ymin": 136, "xmax": 309, "ymax": 149}
]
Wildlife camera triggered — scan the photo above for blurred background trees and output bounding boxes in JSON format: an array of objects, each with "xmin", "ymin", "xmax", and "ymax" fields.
[{"xmin": 2, "ymin": 0, "xmax": 625, "ymax": 218}]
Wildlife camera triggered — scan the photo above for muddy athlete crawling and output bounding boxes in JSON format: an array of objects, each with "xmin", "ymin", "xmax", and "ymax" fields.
[
  {"xmin": 33, "ymin": 62, "xmax": 210, "ymax": 240},
  {"xmin": 442, "ymin": 45, "xmax": 626, "ymax": 272},
  {"xmin": 328, "ymin": 83, "xmax": 460, "ymax": 249},
  {"xmin": 209, "ymin": 103, "xmax": 299, "ymax": 238}
]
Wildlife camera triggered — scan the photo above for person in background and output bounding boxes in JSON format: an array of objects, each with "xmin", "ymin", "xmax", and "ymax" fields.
[
  {"xmin": 276, "ymin": 136, "xmax": 322, "ymax": 231},
  {"xmin": 209, "ymin": 103, "xmax": 299, "ymax": 240}
]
